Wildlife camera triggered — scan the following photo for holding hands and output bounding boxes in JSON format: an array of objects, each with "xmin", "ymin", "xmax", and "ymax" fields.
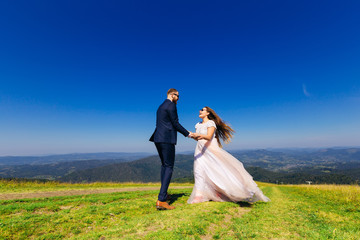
[
  {"xmin": 188, "ymin": 131, "xmax": 194, "ymax": 138},
  {"xmin": 188, "ymin": 132, "xmax": 201, "ymax": 141}
]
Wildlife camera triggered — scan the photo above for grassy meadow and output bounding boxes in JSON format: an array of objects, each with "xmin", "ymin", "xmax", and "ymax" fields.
[
  {"xmin": 0, "ymin": 181, "xmax": 359, "ymax": 239},
  {"xmin": 0, "ymin": 179, "xmax": 192, "ymax": 193}
]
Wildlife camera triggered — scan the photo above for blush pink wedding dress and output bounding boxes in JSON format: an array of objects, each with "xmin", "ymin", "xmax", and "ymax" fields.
[{"xmin": 188, "ymin": 120, "xmax": 270, "ymax": 204}]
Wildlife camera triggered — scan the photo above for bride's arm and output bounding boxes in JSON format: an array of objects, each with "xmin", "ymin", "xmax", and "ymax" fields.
[{"xmin": 193, "ymin": 127, "xmax": 215, "ymax": 141}]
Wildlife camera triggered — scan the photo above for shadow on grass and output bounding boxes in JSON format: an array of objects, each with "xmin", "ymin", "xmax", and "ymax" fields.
[
  {"xmin": 235, "ymin": 201, "xmax": 253, "ymax": 208},
  {"xmin": 168, "ymin": 193, "xmax": 187, "ymax": 204},
  {"xmin": 167, "ymin": 192, "xmax": 254, "ymax": 208}
]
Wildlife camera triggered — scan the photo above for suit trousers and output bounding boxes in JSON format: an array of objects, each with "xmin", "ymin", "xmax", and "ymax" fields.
[{"xmin": 155, "ymin": 142, "xmax": 175, "ymax": 202}]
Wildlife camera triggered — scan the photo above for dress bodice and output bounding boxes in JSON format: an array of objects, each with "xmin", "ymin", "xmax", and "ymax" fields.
[{"xmin": 195, "ymin": 120, "xmax": 217, "ymax": 140}]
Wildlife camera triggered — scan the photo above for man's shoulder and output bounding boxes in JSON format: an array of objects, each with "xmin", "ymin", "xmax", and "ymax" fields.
[{"xmin": 160, "ymin": 99, "xmax": 175, "ymax": 109}]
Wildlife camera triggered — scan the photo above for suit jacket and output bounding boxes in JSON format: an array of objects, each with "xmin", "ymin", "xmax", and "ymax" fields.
[{"xmin": 149, "ymin": 99, "xmax": 189, "ymax": 145}]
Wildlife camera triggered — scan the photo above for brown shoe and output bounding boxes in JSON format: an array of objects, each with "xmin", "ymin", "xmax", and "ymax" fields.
[{"xmin": 156, "ymin": 200, "xmax": 175, "ymax": 210}]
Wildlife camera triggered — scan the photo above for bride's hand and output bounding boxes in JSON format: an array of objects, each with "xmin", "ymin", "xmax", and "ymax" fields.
[{"xmin": 191, "ymin": 133, "xmax": 200, "ymax": 140}]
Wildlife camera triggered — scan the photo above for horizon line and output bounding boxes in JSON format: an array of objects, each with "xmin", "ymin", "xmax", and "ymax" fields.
[{"xmin": 1, "ymin": 145, "xmax": 359, "ymax": 157}]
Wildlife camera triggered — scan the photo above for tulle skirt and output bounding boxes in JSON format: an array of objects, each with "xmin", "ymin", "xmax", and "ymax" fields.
[{"xmin": 188, "ymin": 139, "xmax": 270, "ymax": 204}]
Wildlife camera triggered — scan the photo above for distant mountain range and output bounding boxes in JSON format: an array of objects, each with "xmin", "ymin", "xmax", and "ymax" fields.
[
  {"xmin": 0, "ymin": 152, "xmax": 152, "ymax": 180},
  {"xmin": 0, "ymin": 152, "xmax": 152, "ymax": 165},
  {"xmin": 1, "ymin": 148, "xmax": 360, "ymax": 184},
  {"xmin": 0, "ymin": 159, "xmax": 139, "ymax": 180},
  {"xmin": 60, "ymin": 155, "xmax": 193, "ymax": 183},
  {"xmin": 230, "ymin": 148, "xmax": 360, "ymax": 171}
]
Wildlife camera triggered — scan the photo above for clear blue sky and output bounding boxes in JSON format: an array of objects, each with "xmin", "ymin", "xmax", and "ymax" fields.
[{"xmin": 0, "ymin": 1, "xmax": 359, "ymax": 155}]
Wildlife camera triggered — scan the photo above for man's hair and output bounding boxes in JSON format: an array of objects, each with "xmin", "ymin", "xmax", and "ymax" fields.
[{"xmin": 167, "ymin": 88, "xmax": 178, "ymax": 95}]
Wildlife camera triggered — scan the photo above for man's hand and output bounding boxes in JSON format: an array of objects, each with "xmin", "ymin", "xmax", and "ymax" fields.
[
  {"xmin": 192, "ymin": 133, "xmax": 200, "ymax": 139},
  {"xmin": 188, "ymin": 131, "xmax": 194, "ymax": 138},
  {"xmin": 188, "ymin": 132, "xmax": 201, "ymax": 141}
]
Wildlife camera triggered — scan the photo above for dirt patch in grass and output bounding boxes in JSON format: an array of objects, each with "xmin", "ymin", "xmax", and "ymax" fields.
[
  {"xmin": 0, "ymin": 186, "xmax": 193, "ymax": 200},
  {"xmin": 33, "ymin": 209, "xmax": 55, "ymax": 215},
  {"xmin": 59, "ymin": 205, "xmax": 72, "ymax": 210}
]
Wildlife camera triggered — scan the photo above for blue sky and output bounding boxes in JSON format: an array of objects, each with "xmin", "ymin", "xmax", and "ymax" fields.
[{"xmin": 0, "ymin": 1, "xmax": 359, "ymax": 155}]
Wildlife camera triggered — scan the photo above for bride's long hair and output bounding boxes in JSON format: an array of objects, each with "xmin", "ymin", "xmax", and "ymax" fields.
[{"xmin": 205, "ymin": 106, "xmax": 235, "ymax": 147}]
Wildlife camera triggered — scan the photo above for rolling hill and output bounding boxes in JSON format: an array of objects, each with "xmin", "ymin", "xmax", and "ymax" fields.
[
  {"xmin": 60, "ymin": 155, "xmax": 194, "ymax": 183},
  {"xmin": 2, "ymin": 148, "xmax": 360, "ymax": 184},
  {"xmin": 1, "ymin": 181, "xmax": 359, "ymax": 239},
  {"xmin": 60, "ymin": 149, "xmax": 360, "ymax": 184}
]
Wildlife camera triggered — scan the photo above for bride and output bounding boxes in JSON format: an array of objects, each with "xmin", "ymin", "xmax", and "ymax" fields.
[{"xmin": 188, "ymin": 107, "xmax": 270, "ymax": 204}]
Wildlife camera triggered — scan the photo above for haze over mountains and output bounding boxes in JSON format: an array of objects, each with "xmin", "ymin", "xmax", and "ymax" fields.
[
  {"xmin": 0, "ymin": 152, "xmax": 152, "ymax": 165},
  {"xmin": 1, "ymin": 148, "xmax": 359, "ymax": 184}
]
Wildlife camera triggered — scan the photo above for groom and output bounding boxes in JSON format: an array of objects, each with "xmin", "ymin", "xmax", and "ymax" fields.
[{"xmin": 150, "ymin": 88, "xmax": 192, "ymax": 210}]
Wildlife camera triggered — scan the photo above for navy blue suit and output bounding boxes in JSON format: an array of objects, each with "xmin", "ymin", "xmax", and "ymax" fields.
[{"xmin": 150, "ymin": 99, "xmax": 189, "ymax": 201}]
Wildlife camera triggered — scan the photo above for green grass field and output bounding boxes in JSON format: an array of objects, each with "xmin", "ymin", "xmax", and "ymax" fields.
[
  {"xmin": 0, "ymin": 179, "xmax": 192, "ymax": 193},
  {"xmin": 0, "ymin": 181, "xmax": 359, "ymax": 239}
]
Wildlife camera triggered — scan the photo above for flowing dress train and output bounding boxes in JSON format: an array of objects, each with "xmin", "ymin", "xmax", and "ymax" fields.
[{"xmin": 188, "ymin": 120, "xmax": 270, "ymax": 204}]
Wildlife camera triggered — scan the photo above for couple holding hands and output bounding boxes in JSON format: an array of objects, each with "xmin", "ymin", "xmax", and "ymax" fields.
[{"xmin": 150, "ymin": 88, "xmax": 269, "ymax": 210}]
